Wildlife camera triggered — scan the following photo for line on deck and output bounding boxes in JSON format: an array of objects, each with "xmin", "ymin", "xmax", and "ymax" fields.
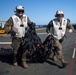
[
  {"xmin": 69, "ymin": 41, "xmax": 76, "ymax": 75},
  {"xmin": 37, "ymin": 33, "xmax": 47, "ymax": 34},
  {"xmin": 0, "ymin": 42, "xmax": 12, "ymax": 44}
]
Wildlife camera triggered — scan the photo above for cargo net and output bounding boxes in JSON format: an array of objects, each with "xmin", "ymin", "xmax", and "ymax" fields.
[{"xmin": 0, "ymin": 23, "xmax": 56, "ymax": 63}]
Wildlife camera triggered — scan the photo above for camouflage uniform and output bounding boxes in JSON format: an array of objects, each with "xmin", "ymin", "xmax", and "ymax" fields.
[
  {"xmin": 46, "ymin": 20, "xmax": 74, "ymax": 61},
  {"xmin": 4, "ymin": 16, "xmax": 32, "ymax": 64}
]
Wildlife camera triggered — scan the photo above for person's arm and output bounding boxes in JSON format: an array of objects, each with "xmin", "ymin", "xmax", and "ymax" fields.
[
  {"xmin": 4, "ymin": 17, "xmax": 13, "ymax": 34},
  {"xmin": 46, "ymin": 20, "xmax": 53, "ymax": 35},
  {"xmin": 27, "ymin": 17, "xmax": 33, "ymax": 25},
  {"xmin": 27, "ymin": 17, "xmax": 36, "ymax": 29},
  {"xmin": 67, "ymin": 21, "xmax": 74, "ymax": 33}
]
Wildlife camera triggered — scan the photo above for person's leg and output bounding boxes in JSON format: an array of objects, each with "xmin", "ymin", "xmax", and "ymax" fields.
[
  {"xmin": 54, "ymin": 39, "xmax": 68, "ymax": 67},
  {"xmin": 52, "ymin": 39, "xmax": 62, "ymax": 62},
  {"xmin": 11, "ymin": 37, "xmax": 21, "ymax": 66},
  {"xmin": 21, "ymin": 49, "xmax": 29, "ymax": 68}
]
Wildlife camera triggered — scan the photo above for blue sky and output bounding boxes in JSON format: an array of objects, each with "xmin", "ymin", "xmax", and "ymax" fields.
[{"xmin": 0, "ymin": 0, "xmax": 76, "ymax": 25}]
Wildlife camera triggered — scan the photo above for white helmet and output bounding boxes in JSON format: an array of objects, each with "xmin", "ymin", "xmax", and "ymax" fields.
[
  {"xmin": 16, "ymin": 5, "xmax": 24, "ymax": 10},
  {"xmin": 55, "ymin": 10, "xmax": 64, "ymax": 17},
  {"xmin": 14, "ymin": 5, "xmax": 24, "ymax": 12}
]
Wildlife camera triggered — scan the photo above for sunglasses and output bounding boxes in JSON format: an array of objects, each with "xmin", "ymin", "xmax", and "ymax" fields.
[{"xmin": 17, "ymin": 10, "xmax": 24, "ymax": 13}]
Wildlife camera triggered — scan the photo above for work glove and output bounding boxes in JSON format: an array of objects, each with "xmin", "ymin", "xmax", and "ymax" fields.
[{"xmin": 8, "ymin": 30, "xmax": 16, "ymax": 36}]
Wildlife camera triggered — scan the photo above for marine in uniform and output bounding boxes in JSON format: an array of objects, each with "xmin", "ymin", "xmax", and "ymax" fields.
[
  {"xmin": 46, "ymin": 10, "xmax": 74, "ymax": 68},
  {"xmin": 4, "ymin": 5, "xmax": 34, "ymax": 68}
]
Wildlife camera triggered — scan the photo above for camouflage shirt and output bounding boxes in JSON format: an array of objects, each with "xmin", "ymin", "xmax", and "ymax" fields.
[
  {"xmin": 4, "ymin": 15, "xmax": 33, "ymax": 33},
  {"xmin": 46, "ymin": 19, "xmax": 74, "ymax": 33}
]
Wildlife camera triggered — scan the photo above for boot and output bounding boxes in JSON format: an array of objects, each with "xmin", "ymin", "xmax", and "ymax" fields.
[
  {"xmin": 22, "ymin": 61, "xmax": 29, "ymax": 69},
  {"xmin": 61, "ymin": 58, "xmax": 68, "ymax": 68},
  {"xmin": 52, "ymin": 55, "xmax": 57, "ymax": 62},
  {"xmin": 13, "ymin": 62, "xmax": 18, "ymax": 66}
]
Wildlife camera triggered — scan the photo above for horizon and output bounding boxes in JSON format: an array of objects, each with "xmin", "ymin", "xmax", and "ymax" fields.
[{"xmin": 0, "ymin": 21, "xmax": 76, "ymax": 27}]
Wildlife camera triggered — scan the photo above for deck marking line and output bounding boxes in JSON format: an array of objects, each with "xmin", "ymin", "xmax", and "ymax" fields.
[
  {"xmin": 0, "ymin": 42, "xmax": 12, "ymax": 44},
  {"xmin": 69, "ymin": 41, "xmax": 76, "ymax": 75}
]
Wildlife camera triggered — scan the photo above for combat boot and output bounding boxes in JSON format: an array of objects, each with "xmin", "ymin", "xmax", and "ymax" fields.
[
  {"xmin": 61, "ymin": 58, "xmax": 68, "ymax": 68},
  {"xmin": 22, "ymin": 61, "xmax": 29, "ymax": 69},
  {"xmin": 13, "ymin": 62, "xmax": 18, "ymax": 66}
]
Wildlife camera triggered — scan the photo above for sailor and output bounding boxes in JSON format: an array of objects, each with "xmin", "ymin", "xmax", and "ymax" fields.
[
  {"xmin": 46, "ymin": 10, "xmax": 74, "ymax": 68},
  {"xmin": 4, "ymin": 5, "xmax": 34, "ymax": 68}
]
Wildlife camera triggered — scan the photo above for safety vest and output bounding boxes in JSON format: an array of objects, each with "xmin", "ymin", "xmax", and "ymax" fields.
[
  {"xmin": 12, "ymin": 14, "xmax": 28, "ymax": 38},
  {"xmin": 52, "ymin": 18, "xmax": 67, "ymax": 40}
]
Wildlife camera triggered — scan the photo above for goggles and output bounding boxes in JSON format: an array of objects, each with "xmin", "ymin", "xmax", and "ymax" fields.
[
  {"xmin": 17, "ymin": 10, "xmax": 24, "ymax": 13},
  {"xmin": 55, "ymin": 14, "xmax": 64, "ymax": 17}
]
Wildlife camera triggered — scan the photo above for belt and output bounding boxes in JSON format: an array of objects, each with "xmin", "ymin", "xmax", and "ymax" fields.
[{"xmin": 13, "ymin": 37, "xmax": 24, "ymax": 40}]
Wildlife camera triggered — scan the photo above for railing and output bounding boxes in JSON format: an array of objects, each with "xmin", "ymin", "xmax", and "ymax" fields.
[{"xmin": 0, "ymin": 21, "xmax": 6, "ymax": 28}]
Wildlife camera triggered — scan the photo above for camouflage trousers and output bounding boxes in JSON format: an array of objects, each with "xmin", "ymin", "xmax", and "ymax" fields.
[
  {"xmin": 53, "ymin": 38, "xmax": 64, "ymax": 60},
  {"xmin": 11, "ymin": 37, "xmax": 27, "ymax": 63}
]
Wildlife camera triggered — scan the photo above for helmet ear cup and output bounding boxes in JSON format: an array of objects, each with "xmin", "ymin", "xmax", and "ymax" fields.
[
  {"xmin": 15, "ymin": 6, "xmax": 18, "ymax": 10},
  {"xmin": 55, "ymin": 14, "xmax": 57, "ymax": 17},
  {"xmin": 14, "ymin": 9, "xmax": 16, "ymax": 13},
  {"xmin": 62, "ymin": 14, "xmax": 64, "ymax": 17}
]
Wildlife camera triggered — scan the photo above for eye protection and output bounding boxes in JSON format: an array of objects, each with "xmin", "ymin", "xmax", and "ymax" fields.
[
  {"xmin": 56, "ymin": 14, "xmax": 64, "ymax": 17},
  {"xmin": 17, "ymin": 10, "xmax": 24, "ymax": 13}
]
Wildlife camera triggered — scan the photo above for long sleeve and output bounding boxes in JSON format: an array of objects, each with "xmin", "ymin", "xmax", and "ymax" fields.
[
  {"xmin": 4, "ymin": 17, "xmax": 13, "ymax": 33},
  {"xmin": 46, "ymin": 20, "xmax": 53, "ymax": 33},
  {"xmin": 67, "ymin": 21, "xmax": 74, "ymax": 31},
  {"xmin": 27, "ymin": 17, "xmax": 33, "ymax": 25}
]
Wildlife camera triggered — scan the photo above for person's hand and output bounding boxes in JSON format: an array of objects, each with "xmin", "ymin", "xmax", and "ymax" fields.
[
  {"xmin": 47, "ymin": 33, "xmax": 51, "ymax": 36},
  {"xmin": 9, "ymin": 30, "xmax": 16, "ymax": 36},
  {"xmin": 68, "ymin": 29, "xmax": 73, "ymax": 33}
]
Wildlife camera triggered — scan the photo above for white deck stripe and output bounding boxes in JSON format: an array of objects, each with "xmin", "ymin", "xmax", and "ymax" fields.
[
  {"xmin": 37, "ymin": 33, "xmax": 47, "ymax": 34},
  {"xmin": 0, "ymin": 42, "xmax": 12, "ymax": 44},
  {"xmin": 72, "ymin": 48, "xmax": 76, "ymax": 58},
  {"xmin": 72, "ymin": 41, "xmax": 76, "ymax": 58}
]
